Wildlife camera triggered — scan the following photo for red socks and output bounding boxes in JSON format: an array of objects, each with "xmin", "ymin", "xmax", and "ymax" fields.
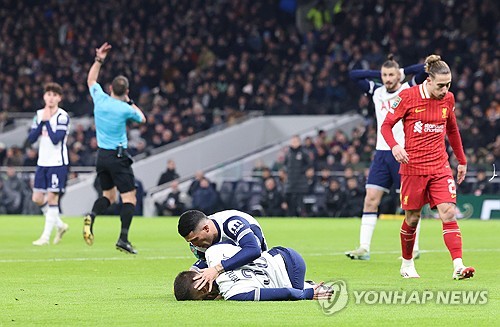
[
  {"xmin": 400, "ymin": 220, "xmax": 417, "ymax": 260},
  {"xmin": 442, "ymin": 221, "xmax": 462, "ymax": 260}
]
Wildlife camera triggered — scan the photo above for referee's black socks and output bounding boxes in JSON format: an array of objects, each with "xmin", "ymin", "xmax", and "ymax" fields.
[
  {"xmin": 91, "ymin": 197, "xmax": 111, "ymax": 217},
  {"xmin": 120, "ymin": 203, "xmax": 135, "ymax": 242}
]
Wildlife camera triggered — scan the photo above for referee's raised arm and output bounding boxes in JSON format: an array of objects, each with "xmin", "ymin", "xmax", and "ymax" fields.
[
  {"xmin": 87, "ymin": 42, "xmax": 111, "ymax": 88},
  {"xmin": 87, "ymin": 42, "xmax": 146, "ymax": 123}
]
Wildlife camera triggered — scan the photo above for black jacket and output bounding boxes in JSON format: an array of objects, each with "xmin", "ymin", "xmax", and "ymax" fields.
[{"xmin": 284, "ymin": 145, "xmax": 312, "ymax": 194}]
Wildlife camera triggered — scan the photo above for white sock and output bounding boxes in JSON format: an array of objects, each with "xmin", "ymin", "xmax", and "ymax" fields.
[
  {"xmin": 413, "ymin": 219, "xmax": 421, "ymax": 252},
  {"xmin": 47, "ymin": 205, "xmax": 64, "ymax": 229},
  {"xmin": 359, "ymin": 213, "xmax": 378, "ymax": 251},
  {"xmin": 401, "ymin": 258, "xmax": 414, "ymax": 267},
  {"xmin": 453, "ymin": 258, "xmax": 464, "ymax": 270},
  {"xmin": 41, "ymin": 209, "xmax": 57, "ymax": 241},
  {"xmin": 39, "ymin": 202, "xmax": 49, "ymax": 215}
]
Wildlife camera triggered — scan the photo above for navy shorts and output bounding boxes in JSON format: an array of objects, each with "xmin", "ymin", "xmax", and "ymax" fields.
[
  {"xmin": 34, "ymin": 166, "xmax": 68, "ymax": 193},
  {"xmin": 268, "ymin": 246, "xmax": 306, "ymax": 289},
  {"xmin": 366, "ymin": 150, "xmax": 401, "ymax": 193}
]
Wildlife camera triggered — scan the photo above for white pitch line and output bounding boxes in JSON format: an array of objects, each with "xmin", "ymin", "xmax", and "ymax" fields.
[{"xmin": 0, "ymin": 248, "xmax": 498, "ymax": 263}]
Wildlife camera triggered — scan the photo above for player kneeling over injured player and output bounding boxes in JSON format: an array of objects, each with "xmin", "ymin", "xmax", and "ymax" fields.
[{"xmin": 174, "ymin": 243, "xmax": 332, "ymax": 301}]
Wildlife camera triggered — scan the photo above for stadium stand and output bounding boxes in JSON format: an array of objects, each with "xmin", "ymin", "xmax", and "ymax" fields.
[{"xmin": 0, "ymin": 0, "xmax": 498, "ymax": 215}]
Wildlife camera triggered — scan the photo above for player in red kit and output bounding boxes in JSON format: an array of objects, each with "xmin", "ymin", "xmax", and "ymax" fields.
[{"xmin": 381, "ymin": 54, "xmax": 475, "ymax": 280}]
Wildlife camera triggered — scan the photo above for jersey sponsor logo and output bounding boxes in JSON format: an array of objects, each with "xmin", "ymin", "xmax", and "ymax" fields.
[
  {"xmin": 423, "ymin": 123, "xmax": 444, "ymax": 133},
  {"xmin": 415, "ymin": 108, "xmax": 426, "ymax": 113},
  {"xmin": 414, "ymin": 121, "xmax": 444, "ymax": 133},
  {"xmin": 442, "ymin": 108, "xmax": 448, "ymax": 119},
  {"xmin": 413, "ymin": 121, "xmax": 423, "ymax": 133},
  {"xmin": 391, "ymin": 96, "xmax": 402, "ymax": 109},
  {"xmin": 228, "ymin": 219, "xmax": 245, "ymax": 236}
]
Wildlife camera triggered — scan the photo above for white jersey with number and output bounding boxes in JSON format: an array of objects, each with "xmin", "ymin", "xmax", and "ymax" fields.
[
  {"xmin": 206, "ymin": 244, "xmax": 291, "ymax": 300},
  {"xmin": 32, "ymin": 108, "xmax": 70, "ymax": 167},
  {"xmin": 372, "ymin": 83, "xmax": 408, "ymax": 150}
]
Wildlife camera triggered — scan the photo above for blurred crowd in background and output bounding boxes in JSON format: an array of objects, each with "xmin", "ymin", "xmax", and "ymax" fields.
[{"xmin": 0, "ymin": 0, "xmax": 498, "ymax": 215}]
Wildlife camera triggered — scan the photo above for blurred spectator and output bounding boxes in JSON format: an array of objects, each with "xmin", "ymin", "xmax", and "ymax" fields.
[
  {"xmin": 325, "ymin": 179, "xmax": 345, "ymax": 217},
  {"xmin": 307, "ymin": 0, "xmax": 332, "ymax": 31},
  {"xmin": 191, "ymin": 177, "xmax": 218, "ymax": 215},
  {"xmin": 23, "ymin": 147, "xmax": 38, "ymax": 166},
  {"xmin": 304, "ymin": 167, "xmax": 317, "ymax": 192},
  {"xmin": 157, "ymin": 159, "xmax": 180, "ymax": 186},
  {"xmin": 469, "ymin": 169, "xmax": 494, "ymax": 196},
  {"xmin": 260, "ymin": 177, "xmax": 287, "ymax": 217},
  {"xmin": 187, "ymin": 170, "xmax": 205, "ymax": 197},
  {"xmin": 0, "ymin": 175, "xmax": 22, "ymax": 214},
  {"xmin": 5, "ymin": 146, "xmax": 24, "ymax": 166},
  {"xmin": 0, "ymin": 142, "xmax": 6, "ymax": 166},
  {"xmin": 284, "ymin": 135, "xmax": 312, "ymax": 217},
  {"xmin": 156, "ymin": 180, "xmax": 185, "ymax": 216},
  {"xmin": 251, "ymin": 159, "xmax": 267, "ymax": 178},
  {"xmin": 317, "ymin": 168, "xmax": 332, "ymax": 190},
  {"xmin": 339, "ymin": 177, "xmax": 365, "ymax": 218},
  {"xmin": 271, "ymin": 151, "xmax": 286, "ymax": 172},
  {"xmin": 3, "ymin": 167, "xmax": 30, "ymax": 214}
]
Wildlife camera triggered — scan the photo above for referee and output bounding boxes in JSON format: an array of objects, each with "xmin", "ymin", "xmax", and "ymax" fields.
[{"xmin": 83, "ymin": 42, "xmax": 146, "ymax": 254}]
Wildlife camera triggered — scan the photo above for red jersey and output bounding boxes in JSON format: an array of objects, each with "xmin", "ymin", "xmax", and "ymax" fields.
[{"xmin": 381, "ymin": 81, "xmax": 467, "ymax": 176}]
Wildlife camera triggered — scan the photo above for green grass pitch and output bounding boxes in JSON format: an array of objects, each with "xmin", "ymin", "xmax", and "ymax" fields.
[{"xmin": 1, "ymin": 215, "xmax": 498, "ymax": 326}]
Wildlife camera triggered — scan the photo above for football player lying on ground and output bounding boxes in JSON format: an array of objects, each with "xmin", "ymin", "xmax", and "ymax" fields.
[
  {"xmin": 178, "ymin": 209, "xmax": 268, "ymax": 291},
  {"xmin": 173, "ymin": 243, "xmax": 333, "ymax": 301}
]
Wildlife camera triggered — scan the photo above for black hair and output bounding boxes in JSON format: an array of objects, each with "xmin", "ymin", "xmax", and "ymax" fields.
[
  {"xmin": 178, "ymin": 210, "xmax": 207, "ymax": 237},
  {"xmin": 173, "ymin": 271, "xmax": 197, "ymax": 301}
]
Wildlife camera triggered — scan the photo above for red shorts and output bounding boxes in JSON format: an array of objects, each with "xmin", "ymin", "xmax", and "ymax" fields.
[{"xmin": 400, "ymin": 173, "xmax": 457, "ymax": 210}]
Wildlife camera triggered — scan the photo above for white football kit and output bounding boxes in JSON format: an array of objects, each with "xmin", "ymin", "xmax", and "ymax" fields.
[
  {"xmin": 206, "ymin": 243, "xmax": 292, "ymax": 300},
  {"xmin": 31, "ymin": 108, "xmax": 70, "ymax": 167},
  {"xmin": 372, "ymin": 82, "xmax": 408, "ymax": 150}
]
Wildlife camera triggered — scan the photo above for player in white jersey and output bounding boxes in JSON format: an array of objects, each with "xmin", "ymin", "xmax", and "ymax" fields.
[
  {"xmin": 27, "ymin": 83, "xmax": 70, "ymax": 246},
  {"xmin": 345, "ymin": 55, "xmax": 426, "ymax": 260},
  {"xmin": 174, "ymin": 243, "xmax": 332, "ymax": 301},
  {"xmin": 178, "ymin": 209, "xmax": 268, "ymax": 292}
]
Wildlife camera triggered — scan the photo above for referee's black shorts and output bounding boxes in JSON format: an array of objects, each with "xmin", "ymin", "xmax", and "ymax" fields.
[{"xmin": 96, "ymin": 148, "xmax": 136, "ymax": 193}]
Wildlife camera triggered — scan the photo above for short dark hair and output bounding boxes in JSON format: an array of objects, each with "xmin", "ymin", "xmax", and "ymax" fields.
[
  {"xmin": 173, "ymin": 271, "xmax": 198, "ymax": 300},
  {"xmin": 178, "ymin": 210, "xmax": 207, "ymax": 237},
  {"xmin": 111, "ymin": 75, "xmax": 129, "ymax": 96},
  {"xmin": 44, "ymin": 82, "xmax": 63, "ymax": 96}
]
